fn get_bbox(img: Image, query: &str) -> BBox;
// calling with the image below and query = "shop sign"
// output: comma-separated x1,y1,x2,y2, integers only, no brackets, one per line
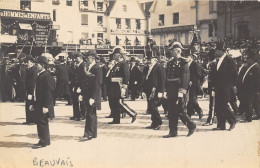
0,9,51,21
96,44,110,49
151,25,194,34
111,29,145,34
34,24,50,45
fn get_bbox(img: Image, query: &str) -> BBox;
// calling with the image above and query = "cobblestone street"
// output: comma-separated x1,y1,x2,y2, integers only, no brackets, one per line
0,98,259,168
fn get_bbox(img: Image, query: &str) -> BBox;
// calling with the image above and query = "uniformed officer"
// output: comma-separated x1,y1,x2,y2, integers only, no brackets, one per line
107,46,136,124
163,42,196,138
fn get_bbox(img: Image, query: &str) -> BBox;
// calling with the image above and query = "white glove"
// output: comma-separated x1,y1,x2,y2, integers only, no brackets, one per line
158,92,163,98
134,81,137,84
78,95,83,102
28,94,32,100
178,92,183,98
29,105,34,111
121,88,126,98
77,88,81,93
89,98,95,105
212,91,215,97
72,87,74,92
43,107,48,114
163,92,167,99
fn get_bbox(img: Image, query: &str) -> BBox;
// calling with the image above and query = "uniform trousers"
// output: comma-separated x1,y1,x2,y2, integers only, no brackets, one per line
72,90,85,119
35,106,50,145
25,96,36,123
167,97,195,134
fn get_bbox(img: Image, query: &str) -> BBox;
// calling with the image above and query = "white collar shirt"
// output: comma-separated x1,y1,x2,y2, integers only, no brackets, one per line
216,53,226,71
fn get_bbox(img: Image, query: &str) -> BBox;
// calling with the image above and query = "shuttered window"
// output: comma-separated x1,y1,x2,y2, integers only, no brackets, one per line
81,14,88,25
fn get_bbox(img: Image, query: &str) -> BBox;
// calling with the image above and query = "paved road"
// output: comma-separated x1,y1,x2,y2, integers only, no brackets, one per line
0,98,259,168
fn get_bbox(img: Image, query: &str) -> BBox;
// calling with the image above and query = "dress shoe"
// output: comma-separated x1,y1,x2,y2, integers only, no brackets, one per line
228,122,236,131
80,136,92,142
131,114,137,123
81,117,86,120
202,122,210,126
212,127,225,131
252,116,260,120
66,103,72,105
105,114,113,118
69,117,75,120
145,125,155,129
153,125,161,130
187,124,196,136
75,118,81,121
163,133,177,138
108,121,120,124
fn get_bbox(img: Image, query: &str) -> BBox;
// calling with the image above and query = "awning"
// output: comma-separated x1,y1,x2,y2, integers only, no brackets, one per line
19,23,33,30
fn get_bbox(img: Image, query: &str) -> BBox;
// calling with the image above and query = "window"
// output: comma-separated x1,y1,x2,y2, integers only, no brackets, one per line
97,2,103,11
67,31,73,43
20,0,31,10
116,18,121,29
97,33,103,43
173,13,179,24
167,0,172,6
125,19,131,29
52,0,60,5
123,5,127,12
66,0,72,6
136,19,141,30
208,24,213,37
81,14,88,25
53,9,56,21
209,0,217,13
159,14,164,26
97,16,103,26
80,0,88,11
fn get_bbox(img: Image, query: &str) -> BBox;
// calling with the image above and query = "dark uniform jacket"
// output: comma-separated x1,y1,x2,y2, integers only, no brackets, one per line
35,71,55,119
107,60,130,99
143,63,165,95
214,55,237,103
76,62,87,90
165,58,190,99
241,63,260,95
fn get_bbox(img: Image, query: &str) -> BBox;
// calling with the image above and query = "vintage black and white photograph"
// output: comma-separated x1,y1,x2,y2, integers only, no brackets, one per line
0,0,259,168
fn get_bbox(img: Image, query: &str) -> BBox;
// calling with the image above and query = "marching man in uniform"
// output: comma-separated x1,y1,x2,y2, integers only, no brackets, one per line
163,42,196,138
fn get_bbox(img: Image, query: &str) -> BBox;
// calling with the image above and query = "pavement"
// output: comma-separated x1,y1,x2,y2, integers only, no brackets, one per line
0,97,259,168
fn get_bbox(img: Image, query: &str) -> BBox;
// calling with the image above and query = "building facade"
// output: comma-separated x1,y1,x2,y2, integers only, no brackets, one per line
149,0,197,47
197,0,217,43
217,1,260,39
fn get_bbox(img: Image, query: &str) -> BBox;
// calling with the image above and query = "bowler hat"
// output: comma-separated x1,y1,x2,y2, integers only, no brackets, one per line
130,56,136,62
35,56,49,65
86,49,98,58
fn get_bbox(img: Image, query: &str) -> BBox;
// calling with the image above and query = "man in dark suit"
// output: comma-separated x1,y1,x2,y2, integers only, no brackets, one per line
163,42,196,138
32,56,55,148
55,56,72,105
213,42,237,131
71,53,86,121
24,55,37,125
100,57,108,101
143,51,165,130
107,46,136,124
129,56,143,101
187,54,204,119
80,51,102,141
85,49,103,110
